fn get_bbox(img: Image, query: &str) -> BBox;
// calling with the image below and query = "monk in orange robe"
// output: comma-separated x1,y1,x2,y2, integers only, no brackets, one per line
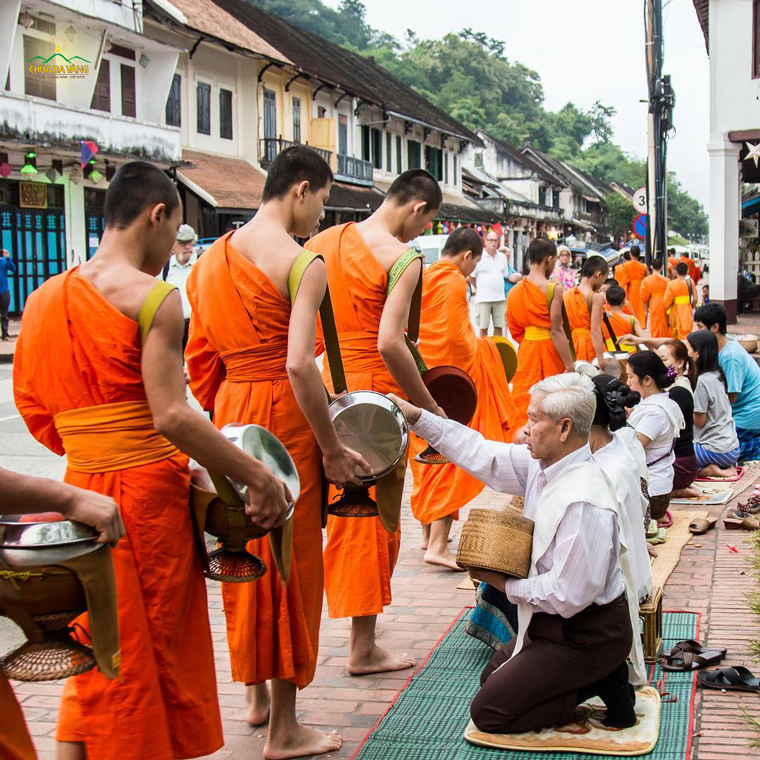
664,262,695,339
616,245,647,325
681,253,701,284
408,229,517,570
667,249,679,279
307,169,444,676
507,238,574,427
0,469,124,760
602,284,643,352
13,162,288,760
563,254,608,364
641,258,669,338
186,147,367,759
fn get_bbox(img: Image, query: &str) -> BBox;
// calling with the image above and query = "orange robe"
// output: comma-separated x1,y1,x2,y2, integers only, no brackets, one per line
305,222,403,620
667,257,679,278
563,286,596,361
185,233,323,688
602,308,637,352
13,270,222,760
1,675,36,759
506,279,565,427
618,260,647,325
681,256,701,284
641,272,669,338
664,279,694,340
409,260,517,524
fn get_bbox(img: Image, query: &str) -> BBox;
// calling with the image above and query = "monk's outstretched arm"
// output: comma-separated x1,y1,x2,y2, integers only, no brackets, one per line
589,292,607,365
549,285,575,372
378,260,445,415
287,260,370,486
0,468,124,545
142,291,288,530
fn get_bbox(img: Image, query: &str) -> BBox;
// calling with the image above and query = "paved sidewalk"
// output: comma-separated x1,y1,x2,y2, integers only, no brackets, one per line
7,471,760,760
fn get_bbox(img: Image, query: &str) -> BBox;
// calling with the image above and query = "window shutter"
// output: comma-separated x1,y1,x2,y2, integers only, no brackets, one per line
90,59,111,112
120,65,136,118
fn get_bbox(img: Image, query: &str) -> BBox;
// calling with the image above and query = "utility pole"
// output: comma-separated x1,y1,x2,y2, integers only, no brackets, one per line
645,0,675,267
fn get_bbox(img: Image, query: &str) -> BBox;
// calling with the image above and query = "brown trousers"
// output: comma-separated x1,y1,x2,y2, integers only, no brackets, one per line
470,594,632,734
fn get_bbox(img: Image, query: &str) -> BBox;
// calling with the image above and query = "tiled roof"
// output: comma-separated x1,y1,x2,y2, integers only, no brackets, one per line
210,0,481,143
483,132,565,186
693,0,709,51
148,0,292,63
178,150,266,209
326,182,385,212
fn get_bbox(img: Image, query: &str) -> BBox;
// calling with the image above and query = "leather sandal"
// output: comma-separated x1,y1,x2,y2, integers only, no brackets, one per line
697,666,760,692
689,517,717,535
663,639,727,659
723,510,760,531
661,649,726,672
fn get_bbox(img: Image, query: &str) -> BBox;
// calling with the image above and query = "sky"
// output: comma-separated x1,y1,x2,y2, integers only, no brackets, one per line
325,0,710,209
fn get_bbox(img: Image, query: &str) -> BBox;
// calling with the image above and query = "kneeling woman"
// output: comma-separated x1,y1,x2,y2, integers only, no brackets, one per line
626,352,685,521
686,330,740,479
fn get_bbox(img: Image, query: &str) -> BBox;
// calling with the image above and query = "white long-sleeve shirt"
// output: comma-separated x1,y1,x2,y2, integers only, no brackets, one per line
412,411,625,618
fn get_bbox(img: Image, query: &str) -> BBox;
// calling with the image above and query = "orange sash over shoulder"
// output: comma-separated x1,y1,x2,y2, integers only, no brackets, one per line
306,222,405,619
663,279,693,340
186,233,324,688
619,260,647,325
409,260,516,524
13,269,222,760
506,279,565,427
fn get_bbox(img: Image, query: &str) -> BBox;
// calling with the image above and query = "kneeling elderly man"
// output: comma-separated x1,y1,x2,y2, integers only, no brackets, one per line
390,373,639,734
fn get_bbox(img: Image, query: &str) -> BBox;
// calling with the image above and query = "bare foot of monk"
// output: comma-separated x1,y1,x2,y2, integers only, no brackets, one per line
246,682,271,725
419,522,431,550
347,644,416,675
424,548,463,571
264,725,342,760
423,517,461,570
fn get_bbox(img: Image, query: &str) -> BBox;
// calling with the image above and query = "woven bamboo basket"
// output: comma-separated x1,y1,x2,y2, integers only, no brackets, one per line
456,508,534,579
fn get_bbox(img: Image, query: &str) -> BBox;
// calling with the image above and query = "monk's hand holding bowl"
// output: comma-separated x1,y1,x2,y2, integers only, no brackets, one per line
466,566,510,590
323,444,372,488
63,484,126,547
244,464,291,530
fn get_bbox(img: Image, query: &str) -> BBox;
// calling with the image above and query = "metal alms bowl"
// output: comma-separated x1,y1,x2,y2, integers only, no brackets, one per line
0,515,102,567
220,423,300,514
328,391,409,481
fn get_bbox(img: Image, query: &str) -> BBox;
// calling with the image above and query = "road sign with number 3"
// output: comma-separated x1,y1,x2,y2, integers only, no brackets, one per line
632,187,647,212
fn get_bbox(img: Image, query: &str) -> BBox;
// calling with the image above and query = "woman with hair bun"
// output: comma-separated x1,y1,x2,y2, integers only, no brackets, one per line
656,339,699,500
626,352,685,521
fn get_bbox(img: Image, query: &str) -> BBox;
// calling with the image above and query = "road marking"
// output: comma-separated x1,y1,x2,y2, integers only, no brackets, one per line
0,414,20,422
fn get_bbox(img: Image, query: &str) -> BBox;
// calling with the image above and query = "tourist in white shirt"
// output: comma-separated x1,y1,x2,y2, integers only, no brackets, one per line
469,231,509,337
163,223,197,350
391,373,639,733
626,352,685,521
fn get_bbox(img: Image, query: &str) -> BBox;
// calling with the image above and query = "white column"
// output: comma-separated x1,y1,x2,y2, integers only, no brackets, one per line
63,174,87,268
707,139,741,306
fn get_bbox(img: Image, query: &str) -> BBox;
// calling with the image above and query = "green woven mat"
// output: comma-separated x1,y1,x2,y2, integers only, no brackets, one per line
354,609,698,760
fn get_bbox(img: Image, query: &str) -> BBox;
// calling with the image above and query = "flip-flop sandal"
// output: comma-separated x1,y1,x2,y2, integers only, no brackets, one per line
661,649,726,671
697,666,760,692
689,517,717,534
646,527,668,545
663,639,727,659
657,510,674,528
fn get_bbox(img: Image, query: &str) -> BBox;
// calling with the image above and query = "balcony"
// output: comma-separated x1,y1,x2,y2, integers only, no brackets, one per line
335,154,374,187
259,138,332,169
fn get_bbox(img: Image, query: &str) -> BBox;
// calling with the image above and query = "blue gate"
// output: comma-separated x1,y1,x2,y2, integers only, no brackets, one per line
0,204,67,315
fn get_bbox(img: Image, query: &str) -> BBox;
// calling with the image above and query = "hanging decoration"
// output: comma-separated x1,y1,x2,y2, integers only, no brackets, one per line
80,140,99,169
20,151,38,177
0,152,11,179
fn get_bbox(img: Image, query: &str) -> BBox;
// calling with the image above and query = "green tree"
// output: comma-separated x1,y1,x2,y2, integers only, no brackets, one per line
605,191,636,240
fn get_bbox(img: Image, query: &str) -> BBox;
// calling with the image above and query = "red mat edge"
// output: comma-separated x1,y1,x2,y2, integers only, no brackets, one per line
350,607,701,760
695,466,745,483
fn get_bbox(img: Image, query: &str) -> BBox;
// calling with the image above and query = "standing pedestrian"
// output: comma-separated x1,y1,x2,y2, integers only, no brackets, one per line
0,248,16,340
469,230,509,336
551,245,575,291
163,224,196,351
501,246,522,299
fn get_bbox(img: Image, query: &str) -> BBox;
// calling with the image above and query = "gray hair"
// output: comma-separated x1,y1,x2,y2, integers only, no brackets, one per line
530,373,596,437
